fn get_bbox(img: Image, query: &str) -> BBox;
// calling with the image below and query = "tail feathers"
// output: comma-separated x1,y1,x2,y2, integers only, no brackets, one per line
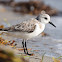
0,29,3,31
0,28,8,31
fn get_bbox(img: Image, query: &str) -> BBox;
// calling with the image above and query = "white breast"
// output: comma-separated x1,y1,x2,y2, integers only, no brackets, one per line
27,23,45,39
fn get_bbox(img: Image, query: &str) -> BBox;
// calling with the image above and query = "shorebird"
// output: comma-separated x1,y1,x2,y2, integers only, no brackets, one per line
0,11,56,55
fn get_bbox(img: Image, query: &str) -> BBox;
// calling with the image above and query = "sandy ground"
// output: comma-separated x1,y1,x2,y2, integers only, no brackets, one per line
0,5,62,62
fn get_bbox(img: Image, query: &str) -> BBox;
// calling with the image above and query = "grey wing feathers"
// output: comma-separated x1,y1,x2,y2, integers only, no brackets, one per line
14,21,36,33
2,20,36,33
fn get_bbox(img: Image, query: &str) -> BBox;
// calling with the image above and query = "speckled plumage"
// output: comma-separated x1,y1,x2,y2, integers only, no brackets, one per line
2,18,42,33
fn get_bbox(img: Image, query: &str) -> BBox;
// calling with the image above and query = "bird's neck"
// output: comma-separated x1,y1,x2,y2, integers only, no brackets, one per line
41,22,45,27
40,23,45,31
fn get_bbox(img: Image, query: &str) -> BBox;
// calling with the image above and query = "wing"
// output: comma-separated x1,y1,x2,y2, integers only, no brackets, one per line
2,19,36,33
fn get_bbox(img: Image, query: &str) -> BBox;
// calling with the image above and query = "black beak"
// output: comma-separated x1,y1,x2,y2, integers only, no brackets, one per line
49,22,56,28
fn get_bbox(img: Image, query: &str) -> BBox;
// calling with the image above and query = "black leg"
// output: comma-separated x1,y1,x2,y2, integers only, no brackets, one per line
22,39,33,55
22,39,26,54
25,41,28,54
25,40,32,55
22,40,24,48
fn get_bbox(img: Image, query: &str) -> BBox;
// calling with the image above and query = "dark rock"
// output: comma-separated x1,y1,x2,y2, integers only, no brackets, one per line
11,1,58,16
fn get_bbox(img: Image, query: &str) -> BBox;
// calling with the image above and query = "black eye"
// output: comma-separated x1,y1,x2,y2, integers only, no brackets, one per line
44,17,47,20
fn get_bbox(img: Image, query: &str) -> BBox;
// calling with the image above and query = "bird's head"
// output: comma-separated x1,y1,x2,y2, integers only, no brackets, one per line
36,10,56,28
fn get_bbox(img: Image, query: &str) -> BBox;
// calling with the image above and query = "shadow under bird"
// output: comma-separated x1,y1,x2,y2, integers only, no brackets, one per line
0,11,56,55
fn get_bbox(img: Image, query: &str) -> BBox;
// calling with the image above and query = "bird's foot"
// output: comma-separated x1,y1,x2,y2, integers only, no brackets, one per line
24,51,34,56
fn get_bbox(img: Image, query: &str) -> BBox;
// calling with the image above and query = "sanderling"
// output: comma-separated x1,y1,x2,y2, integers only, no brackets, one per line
0,11,56,55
